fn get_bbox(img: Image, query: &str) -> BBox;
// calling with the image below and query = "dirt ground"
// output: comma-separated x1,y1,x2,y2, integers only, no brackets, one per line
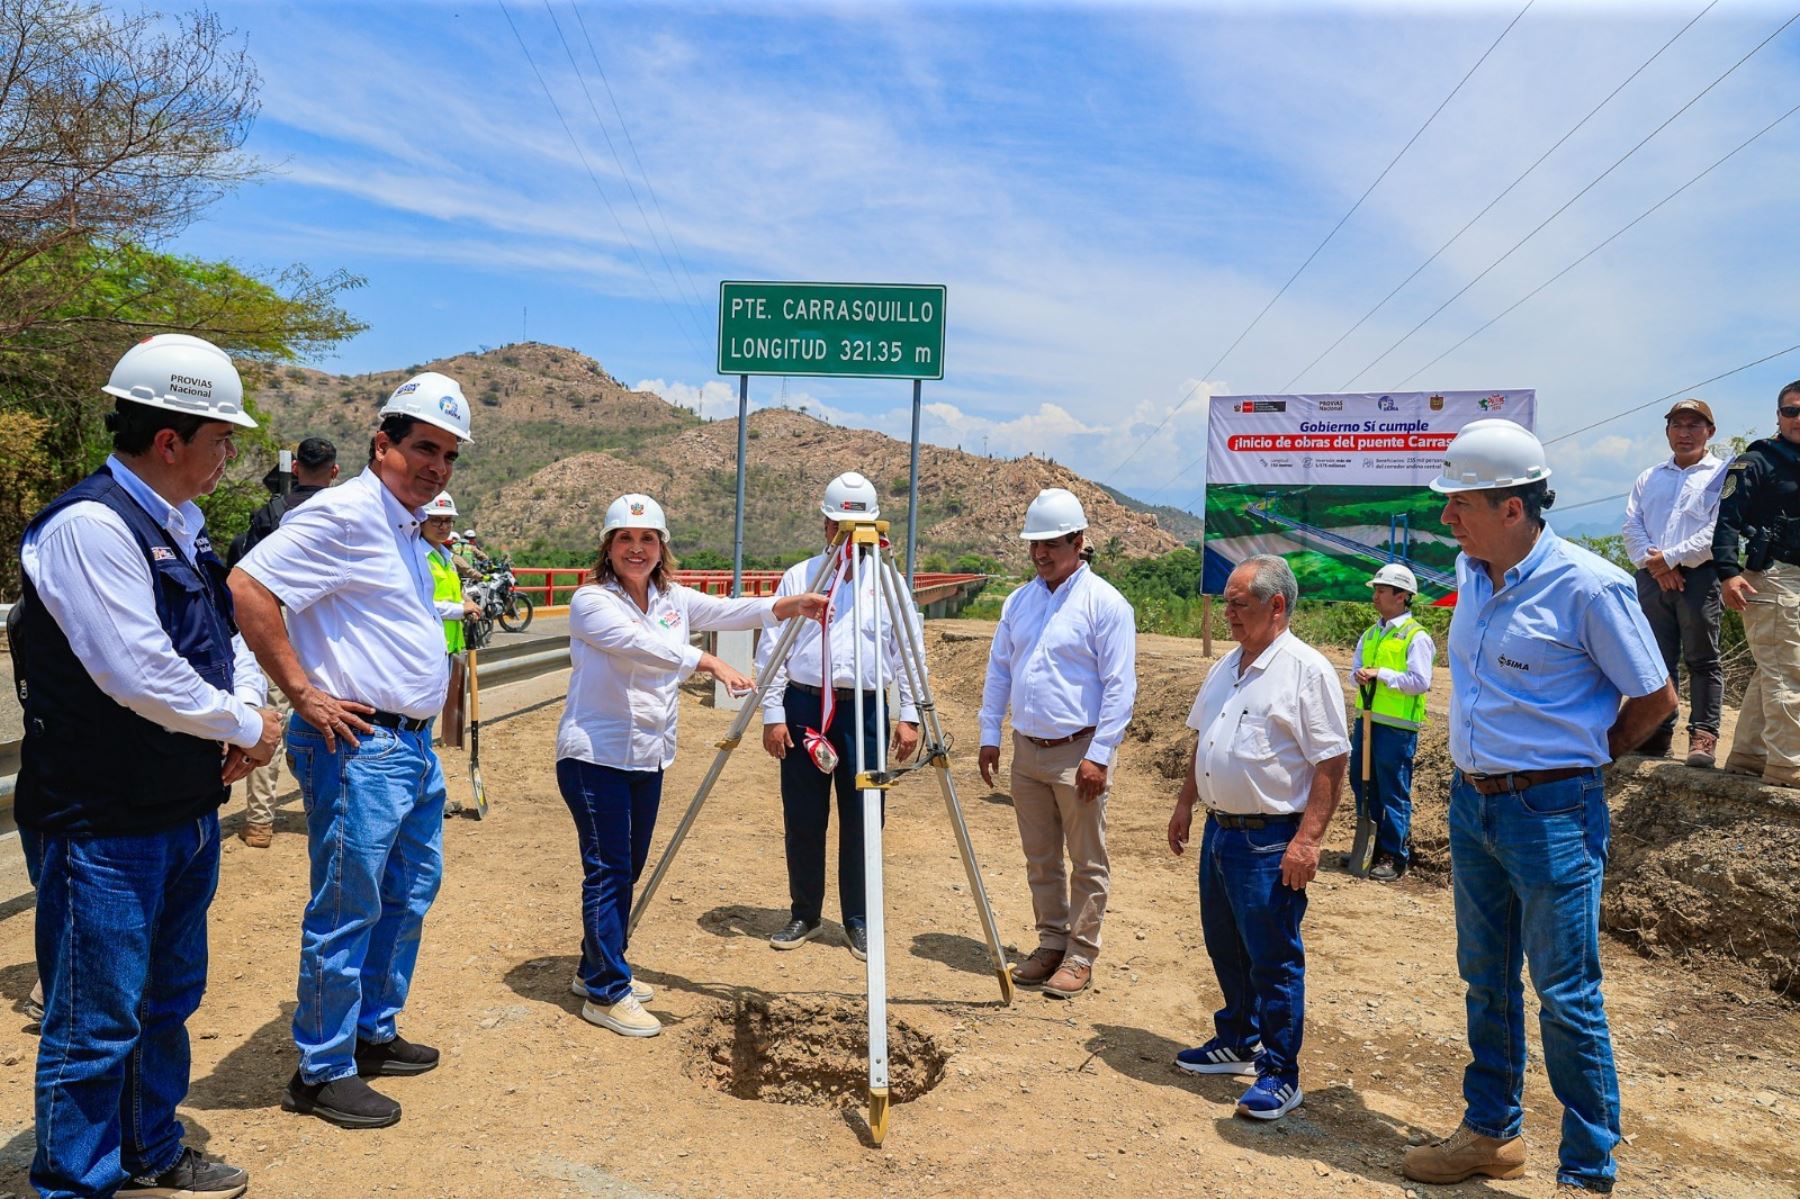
2,620,1798,1198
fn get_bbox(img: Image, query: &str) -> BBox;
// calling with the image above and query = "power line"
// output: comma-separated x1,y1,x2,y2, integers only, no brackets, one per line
493,0,711,369
1338,8,1799,390
1279,0,1717,393
1099,0,1535,487
1554,490,1630,513
540,0,711,342
1394,99,1800,388
1544,341,1800,446
569,3,710,315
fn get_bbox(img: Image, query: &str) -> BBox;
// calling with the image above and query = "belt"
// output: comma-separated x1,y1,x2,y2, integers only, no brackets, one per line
1462,766,1592,796
788,681,880,700
1021,726,1097,749
1207,811,1301,830
367,710,431,733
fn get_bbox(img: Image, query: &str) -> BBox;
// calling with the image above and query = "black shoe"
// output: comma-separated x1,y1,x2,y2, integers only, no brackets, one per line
117,1145,249,1199
1369,854,1401,883
1638,728,1675,759
846,918,868,962
355,1034,440,1077
282,1069,402,1129
770,917,822,950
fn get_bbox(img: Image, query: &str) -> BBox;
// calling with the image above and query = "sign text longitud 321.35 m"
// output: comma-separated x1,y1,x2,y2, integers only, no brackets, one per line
717,281,946,380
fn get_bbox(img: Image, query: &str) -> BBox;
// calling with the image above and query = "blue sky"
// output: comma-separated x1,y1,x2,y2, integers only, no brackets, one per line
182,0,1800,527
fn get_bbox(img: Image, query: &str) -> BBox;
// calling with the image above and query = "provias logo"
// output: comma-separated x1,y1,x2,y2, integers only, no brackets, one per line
169,373,213,399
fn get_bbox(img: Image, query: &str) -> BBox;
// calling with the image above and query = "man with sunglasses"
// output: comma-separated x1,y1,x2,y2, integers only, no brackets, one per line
1714,381,1800,788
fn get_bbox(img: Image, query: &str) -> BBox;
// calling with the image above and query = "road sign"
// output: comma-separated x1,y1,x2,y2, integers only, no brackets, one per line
717,281,946,380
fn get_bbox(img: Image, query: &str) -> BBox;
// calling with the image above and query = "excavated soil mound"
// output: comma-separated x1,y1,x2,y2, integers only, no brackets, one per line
686,994,948,1107
1601,758,1800,996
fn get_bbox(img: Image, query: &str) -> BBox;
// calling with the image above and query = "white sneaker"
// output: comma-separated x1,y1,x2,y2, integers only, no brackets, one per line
570,973,653,1002
581,994,661,1037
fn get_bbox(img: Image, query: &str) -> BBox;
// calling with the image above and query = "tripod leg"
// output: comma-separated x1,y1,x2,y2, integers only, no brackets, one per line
628,545,844,937
850,536,893,1145
877,560,1014,1006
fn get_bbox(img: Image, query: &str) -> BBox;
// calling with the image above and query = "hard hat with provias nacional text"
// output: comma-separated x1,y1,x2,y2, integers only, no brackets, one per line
1428,418,1551,493
380,371,473,443
1367,562,1419,594
602,493,669,538
102,333,257,428
424,492,458,518
820,471,880,520
1020,488,1089,540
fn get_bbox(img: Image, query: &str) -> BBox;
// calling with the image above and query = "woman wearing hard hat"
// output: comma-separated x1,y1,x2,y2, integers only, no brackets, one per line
558,493,826,1037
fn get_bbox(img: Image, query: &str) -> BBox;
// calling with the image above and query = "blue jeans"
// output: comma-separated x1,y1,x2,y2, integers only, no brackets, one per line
1198,814,1308,1082
779,686,887,926
1349,721,1417,865
556,759,663,1005
23,815,220,1199
288,718,446,1084
1450,769,1619,1191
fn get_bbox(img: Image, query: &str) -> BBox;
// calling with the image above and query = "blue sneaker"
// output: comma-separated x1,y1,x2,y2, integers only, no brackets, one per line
1236,1073,1302,1120
1174,1037,1261,1076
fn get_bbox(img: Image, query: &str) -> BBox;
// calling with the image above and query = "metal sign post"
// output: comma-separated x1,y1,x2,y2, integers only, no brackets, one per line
906,378,922,591
733,373,749,596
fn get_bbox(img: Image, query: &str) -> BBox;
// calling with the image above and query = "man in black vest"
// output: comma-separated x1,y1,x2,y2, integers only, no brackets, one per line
14,333,282,1199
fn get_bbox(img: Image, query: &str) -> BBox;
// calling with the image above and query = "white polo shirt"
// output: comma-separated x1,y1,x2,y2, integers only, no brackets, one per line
558,580,776,771
237,468,448,719
1187,630,1350,815
755,549,922,724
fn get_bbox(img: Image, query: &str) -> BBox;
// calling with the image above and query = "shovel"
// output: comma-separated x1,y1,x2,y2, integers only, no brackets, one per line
1347,680,1377,877
466,645,488,820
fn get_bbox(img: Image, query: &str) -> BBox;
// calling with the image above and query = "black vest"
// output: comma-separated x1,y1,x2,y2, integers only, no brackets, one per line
13,466,239,834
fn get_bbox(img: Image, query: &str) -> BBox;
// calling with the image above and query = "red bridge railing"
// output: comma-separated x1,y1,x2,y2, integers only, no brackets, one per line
511,568,986,608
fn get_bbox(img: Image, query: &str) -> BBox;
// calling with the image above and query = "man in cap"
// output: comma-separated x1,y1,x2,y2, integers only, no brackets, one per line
1713,381,1800,787
1403,419,1674,1196
978,488,1137,999
231,435,340,847
1348,562,1436,880
1622,399,1727,766
1167,555,1349,1121
230,371,472,1129
757,472,924,959
13,333,281,1199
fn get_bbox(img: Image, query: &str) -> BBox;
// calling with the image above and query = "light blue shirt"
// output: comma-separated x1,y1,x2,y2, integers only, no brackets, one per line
1448,525,1667,773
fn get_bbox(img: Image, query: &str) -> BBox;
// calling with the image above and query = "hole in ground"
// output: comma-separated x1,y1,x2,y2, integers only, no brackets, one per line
687,994,947,1107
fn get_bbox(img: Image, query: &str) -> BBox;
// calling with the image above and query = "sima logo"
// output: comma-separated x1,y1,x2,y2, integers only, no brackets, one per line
1498,653,1530,671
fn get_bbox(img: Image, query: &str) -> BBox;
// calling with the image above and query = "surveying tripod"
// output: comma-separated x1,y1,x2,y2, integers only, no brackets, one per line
629,518,1014,1145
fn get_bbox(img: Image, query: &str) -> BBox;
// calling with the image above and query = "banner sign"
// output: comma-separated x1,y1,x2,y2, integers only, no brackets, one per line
1201,390,1536,603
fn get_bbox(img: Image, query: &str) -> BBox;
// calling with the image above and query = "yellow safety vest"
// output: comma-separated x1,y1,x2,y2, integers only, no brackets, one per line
1356,616,1427,730
428,548,465,654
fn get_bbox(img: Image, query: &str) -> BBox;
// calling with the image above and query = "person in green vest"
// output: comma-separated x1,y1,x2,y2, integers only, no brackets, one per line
422,492,480,744
1349,562,1436,881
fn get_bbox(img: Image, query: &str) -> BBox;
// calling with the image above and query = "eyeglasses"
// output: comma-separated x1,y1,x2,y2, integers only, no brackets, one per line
1781,405,1800,419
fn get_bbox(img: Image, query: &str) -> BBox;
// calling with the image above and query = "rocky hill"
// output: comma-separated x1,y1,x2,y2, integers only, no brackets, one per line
253,343,1181,569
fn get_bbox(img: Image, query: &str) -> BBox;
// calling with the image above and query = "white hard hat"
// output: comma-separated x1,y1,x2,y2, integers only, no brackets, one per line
1429,419,1551,493
603,493,669,538
380,371,473,443
1368,563,1419,594
820,471,880,520
424,492,458,518
102,334,257,429
1021,488,1089,540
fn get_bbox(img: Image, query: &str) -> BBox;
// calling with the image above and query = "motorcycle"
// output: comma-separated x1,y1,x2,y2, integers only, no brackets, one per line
468,552,535,634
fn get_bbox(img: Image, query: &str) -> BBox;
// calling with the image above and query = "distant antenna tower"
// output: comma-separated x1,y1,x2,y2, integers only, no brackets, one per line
778,376,788,407
522,305,528,343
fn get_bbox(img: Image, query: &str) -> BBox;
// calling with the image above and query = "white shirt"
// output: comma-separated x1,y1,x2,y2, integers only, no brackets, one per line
1187,630,1350,815
19,455,266,747
755,549,922,724
238,468,448,719
558,579,776,771
978,564,1137,767
1349,614,1436,696
1622,452,1726,570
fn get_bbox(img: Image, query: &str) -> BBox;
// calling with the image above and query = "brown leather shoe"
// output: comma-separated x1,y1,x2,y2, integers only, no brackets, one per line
1009,947,1064,988
1402,1123,1526,1183
240,822,273,849
1686,729,1718,768
1042,961,1092,998
1763,764,1800,790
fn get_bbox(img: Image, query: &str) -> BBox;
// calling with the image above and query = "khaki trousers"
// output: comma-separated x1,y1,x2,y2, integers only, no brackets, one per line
1729,561,1800,774
1010,730,1110,966
243,674,291,826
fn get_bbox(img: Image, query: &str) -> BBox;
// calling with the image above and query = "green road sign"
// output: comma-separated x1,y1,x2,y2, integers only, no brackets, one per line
717,281,946,380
